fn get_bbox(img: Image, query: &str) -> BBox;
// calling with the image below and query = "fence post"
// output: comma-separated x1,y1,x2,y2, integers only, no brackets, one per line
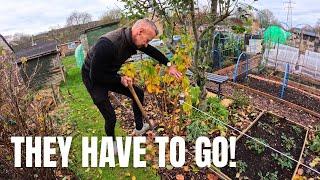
275,38,280,71
212,48,222,68
245,54,249,81
315,53,318,78
260,40,271,72
280,63,290,99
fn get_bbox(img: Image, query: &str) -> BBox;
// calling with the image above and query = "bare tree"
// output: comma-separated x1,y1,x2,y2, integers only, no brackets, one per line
257,9,278,29
315,19,320,34
100,9,121,23
66,11,92,26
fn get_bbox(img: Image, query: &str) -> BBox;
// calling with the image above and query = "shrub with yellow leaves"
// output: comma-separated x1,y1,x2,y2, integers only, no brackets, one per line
120,35,196,135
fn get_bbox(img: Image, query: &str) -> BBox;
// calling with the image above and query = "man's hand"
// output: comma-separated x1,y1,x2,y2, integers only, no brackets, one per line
168,65,182,79
121,76,133,87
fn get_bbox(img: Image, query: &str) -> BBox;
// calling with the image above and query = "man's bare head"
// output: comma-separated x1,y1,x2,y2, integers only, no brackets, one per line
131,19,158,48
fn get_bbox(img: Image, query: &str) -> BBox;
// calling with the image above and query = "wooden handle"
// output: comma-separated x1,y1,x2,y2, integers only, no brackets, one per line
128,84,147,118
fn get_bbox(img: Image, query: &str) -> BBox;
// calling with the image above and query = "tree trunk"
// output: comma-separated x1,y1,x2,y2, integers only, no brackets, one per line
204,0,218,66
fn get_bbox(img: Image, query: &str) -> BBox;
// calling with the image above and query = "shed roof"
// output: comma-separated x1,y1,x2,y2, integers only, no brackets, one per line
291,27,319,38
15,40,58,62
83,20,120,34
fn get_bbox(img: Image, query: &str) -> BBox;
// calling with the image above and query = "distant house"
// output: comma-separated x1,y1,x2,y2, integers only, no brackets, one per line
58,40,81,57
15,40,65,88
290,28,320,53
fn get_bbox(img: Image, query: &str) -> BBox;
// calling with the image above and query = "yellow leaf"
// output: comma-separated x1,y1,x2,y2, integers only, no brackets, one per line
183,166,189,172
152,164,159,170
2,50,6,56
310,157,320,167
35,94,42,101
37,116,44,123
146,84,154,93
182,103,192,115
182,77,190,90
131,176,136,180
146,144,152,150
21,57,27,63
173,126,179,134
292,175,304,180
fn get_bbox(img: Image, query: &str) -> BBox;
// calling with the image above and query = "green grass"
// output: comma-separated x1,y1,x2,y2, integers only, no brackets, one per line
60,56,159,179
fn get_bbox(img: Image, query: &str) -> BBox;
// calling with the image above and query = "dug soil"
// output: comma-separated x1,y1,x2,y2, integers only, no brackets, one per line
221,113,306,179
245,77,320,114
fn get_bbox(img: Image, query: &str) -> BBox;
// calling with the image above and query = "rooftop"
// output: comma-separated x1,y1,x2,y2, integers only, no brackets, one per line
15,40,58,62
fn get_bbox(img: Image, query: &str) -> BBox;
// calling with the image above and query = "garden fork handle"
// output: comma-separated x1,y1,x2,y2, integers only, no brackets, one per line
128,84,155,129
128,84,147,118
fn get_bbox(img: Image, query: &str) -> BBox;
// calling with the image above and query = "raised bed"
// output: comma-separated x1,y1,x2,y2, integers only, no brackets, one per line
227,105,262,137
113,83,317,179
156,99,264,179
229,82,320,120
254,73,320,97
271,70,320,90
219,112,308,180
244,74,320,114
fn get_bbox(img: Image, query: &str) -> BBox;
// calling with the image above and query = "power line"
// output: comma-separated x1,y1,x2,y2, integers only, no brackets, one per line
284,0,295,29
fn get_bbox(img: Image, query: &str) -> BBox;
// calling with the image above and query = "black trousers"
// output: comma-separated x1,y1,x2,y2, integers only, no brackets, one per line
81,68,144,139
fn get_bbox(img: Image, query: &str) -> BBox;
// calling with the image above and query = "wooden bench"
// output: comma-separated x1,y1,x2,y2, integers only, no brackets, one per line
186,69,229,97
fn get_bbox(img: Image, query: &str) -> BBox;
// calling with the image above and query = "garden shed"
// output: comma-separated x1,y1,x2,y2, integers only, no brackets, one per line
15,40,65,88
80,20,120,53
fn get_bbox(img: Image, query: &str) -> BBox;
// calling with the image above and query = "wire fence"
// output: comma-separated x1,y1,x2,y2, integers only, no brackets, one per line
263,44,320,80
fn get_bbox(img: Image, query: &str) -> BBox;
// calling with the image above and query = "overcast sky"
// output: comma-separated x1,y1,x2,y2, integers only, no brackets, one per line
0,0,319,37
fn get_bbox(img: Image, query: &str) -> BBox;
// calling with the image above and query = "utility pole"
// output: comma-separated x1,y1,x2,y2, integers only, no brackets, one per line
284,0,295,29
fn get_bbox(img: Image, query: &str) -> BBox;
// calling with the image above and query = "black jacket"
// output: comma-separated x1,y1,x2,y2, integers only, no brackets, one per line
82,27,169,85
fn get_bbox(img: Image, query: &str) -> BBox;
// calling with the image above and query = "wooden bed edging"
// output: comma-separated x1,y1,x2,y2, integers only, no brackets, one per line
291,129,309,180
236,111,266,141
208,165,232,180
266,111,309,131
267,109,310,180
212,111,266,180
213,110,309,180
220,92,311,131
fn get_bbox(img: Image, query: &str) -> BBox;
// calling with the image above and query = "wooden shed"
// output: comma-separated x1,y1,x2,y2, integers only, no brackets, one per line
15,40,65,89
